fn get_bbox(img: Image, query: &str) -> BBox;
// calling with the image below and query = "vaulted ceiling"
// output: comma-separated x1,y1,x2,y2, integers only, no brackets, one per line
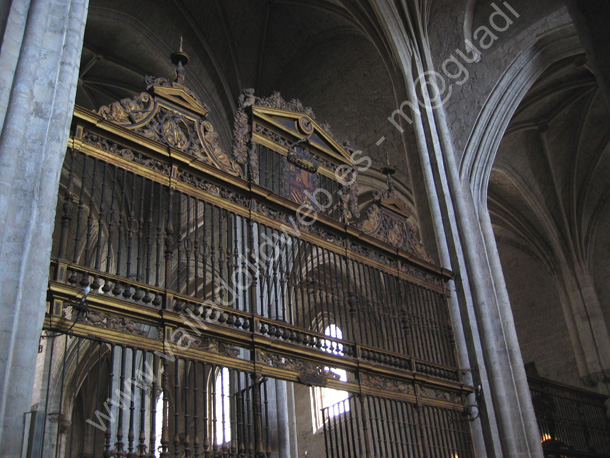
489,53,610,368
489,54,610,274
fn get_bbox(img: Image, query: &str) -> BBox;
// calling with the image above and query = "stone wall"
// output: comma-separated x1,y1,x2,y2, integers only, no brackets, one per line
497,242,584,388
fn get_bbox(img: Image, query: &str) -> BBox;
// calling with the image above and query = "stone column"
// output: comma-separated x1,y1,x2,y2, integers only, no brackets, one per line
0,0,88,456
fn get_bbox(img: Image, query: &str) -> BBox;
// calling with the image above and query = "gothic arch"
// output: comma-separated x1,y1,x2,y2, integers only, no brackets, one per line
460,24,583,204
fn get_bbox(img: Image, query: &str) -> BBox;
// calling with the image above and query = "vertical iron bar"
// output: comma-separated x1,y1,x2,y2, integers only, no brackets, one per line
176,192,183,295
363,264,380,349
330,250,345,340
240,216,248,313
79,337,92,456
237,372,244,457
155,181,163,288
174,358,181,458
335,403,346,458
136,173,146,282
150,353,159,458
315,244,326,335
145,178,154,288
278,229,287,322
203,363,209,458
212,367,218,456
194,199,200,300
269,226,279,321
165,187,175,293
67,337,81,458
126,171,137,279
58,149,76,260
83,156,98,267
357,262,372,348
116,345,126,454
233,214,240,312
322,407,331,458
160,359,170,458
303,242,315,332
352,397,363,457
128,350,137,456
210,205,217,303
184,359,191,458
230,370,238,457
263,379,270,456
116,168,127,277
297,239,308,330
193,361,200,458
185,196,192,297
104,344,115,456
93,340,103,455
73,155,88,264
218,207,222,304
226,209,234,309
136,351,148,457
94,161,108,272
222,368,227,448
388,274,404,355
105,163,118,276
202,202,209,301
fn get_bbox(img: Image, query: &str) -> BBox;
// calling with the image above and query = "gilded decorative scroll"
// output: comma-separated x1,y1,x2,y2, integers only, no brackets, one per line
96,71,243,178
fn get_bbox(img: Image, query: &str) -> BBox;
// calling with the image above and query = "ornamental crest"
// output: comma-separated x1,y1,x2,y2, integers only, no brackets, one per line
96,46,243,178
359,169,430,261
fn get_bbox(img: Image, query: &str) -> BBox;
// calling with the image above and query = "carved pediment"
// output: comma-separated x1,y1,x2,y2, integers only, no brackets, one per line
380,197,411,219
95,52,243,178
252,104,355,167
147,79,209,117
233,89,355,170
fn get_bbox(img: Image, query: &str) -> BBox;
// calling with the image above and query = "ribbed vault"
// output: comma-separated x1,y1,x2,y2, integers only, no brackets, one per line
489,53,610,387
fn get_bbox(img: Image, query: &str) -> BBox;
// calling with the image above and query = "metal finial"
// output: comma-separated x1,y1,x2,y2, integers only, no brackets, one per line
381,154,396,197
171,37,190,84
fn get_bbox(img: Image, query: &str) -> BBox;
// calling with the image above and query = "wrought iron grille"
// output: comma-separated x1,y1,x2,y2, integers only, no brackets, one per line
321,396,473,458
35,65,474,457
50,147,458,375
34,334,272,458
529,376,610,458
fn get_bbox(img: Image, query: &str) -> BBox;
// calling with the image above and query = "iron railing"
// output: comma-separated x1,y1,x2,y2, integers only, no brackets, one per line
529,375,610,458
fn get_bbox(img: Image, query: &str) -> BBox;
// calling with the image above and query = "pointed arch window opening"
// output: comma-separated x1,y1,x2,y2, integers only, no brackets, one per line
312,324,350,432
214,367,231,446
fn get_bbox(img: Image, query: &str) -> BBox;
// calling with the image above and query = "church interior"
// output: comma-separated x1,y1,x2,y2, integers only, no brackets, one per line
1,0,610,457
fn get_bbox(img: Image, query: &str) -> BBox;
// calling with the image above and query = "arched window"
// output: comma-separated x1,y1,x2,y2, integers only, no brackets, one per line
214,367,231,446
311,324,350,431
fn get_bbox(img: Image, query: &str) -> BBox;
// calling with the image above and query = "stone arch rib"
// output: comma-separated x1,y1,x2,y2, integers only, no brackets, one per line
460,24,582,205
